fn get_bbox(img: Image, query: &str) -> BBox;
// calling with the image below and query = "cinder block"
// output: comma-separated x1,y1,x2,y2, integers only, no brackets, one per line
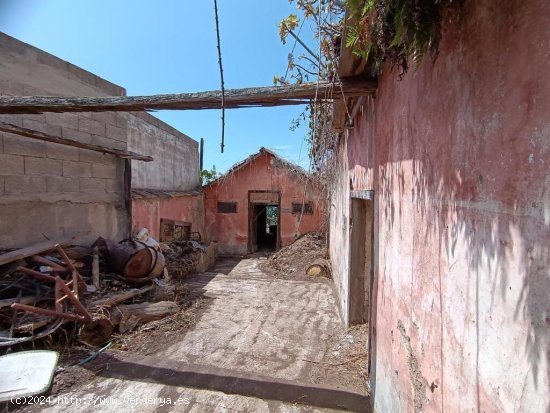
0,79,25,96
78,117,105,136
25,157,63,176
115,113,128,128
23,114,46,123
62,128,92,144
79,177,106,192
23,85,42,96
105,177,124,193
3,135,46,156
45,113,79,130
63,160,92,177
4,175,46,194
106,124,127,142
92,135,126,150
46,176,79,193
92,162,117,179
0,114,23,127
79,149,112,164
0,154,24,175
46,143,79,161
22,118,61,137
92,112,116,126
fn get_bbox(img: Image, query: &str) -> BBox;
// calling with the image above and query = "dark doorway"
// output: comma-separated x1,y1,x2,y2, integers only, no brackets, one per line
348,196,374,325
252,204,278,251
248,191,281,253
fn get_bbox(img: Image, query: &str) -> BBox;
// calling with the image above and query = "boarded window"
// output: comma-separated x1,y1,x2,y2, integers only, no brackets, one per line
292,202,313,214
160,219,191,242
217,201,237,213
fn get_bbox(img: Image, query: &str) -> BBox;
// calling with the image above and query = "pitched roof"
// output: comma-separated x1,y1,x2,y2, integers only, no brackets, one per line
205,147,307,186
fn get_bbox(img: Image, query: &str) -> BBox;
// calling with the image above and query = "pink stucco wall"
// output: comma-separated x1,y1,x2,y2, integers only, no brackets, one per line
131,193,204,240
204,152,323,255
330,0,550,411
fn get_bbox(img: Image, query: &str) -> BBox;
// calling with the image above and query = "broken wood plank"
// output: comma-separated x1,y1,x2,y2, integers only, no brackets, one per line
92,284,155,307
0,79,376,114
117,301,179,322
0,296,35,309
0,232,89,266
0,122,153,161
92,247,100,289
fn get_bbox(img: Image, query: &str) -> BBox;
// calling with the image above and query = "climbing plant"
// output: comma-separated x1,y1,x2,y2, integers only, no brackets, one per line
345,0,459,76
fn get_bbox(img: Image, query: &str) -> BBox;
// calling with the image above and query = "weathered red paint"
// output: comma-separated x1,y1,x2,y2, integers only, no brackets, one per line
331,0,550,411
131,194,204,240
204,150,323,255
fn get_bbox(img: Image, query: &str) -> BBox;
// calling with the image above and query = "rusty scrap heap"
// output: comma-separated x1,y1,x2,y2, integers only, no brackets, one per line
0,232,211,349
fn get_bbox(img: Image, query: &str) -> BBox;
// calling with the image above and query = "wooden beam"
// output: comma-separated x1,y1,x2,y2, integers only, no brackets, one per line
0,232,89,266
0,122,153,161
0,79,376,114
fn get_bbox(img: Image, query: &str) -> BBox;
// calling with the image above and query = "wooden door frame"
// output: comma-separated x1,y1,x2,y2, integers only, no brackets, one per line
349,190,375,374
247,190,281,252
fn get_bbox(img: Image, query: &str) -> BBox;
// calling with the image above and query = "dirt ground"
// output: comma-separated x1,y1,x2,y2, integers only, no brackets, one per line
7,293,211,406
4,256,370,413
260,232,329,280
308,323,369,395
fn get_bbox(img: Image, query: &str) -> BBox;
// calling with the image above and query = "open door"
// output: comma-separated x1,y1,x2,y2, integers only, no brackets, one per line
248,191,280,252
348,192,374,325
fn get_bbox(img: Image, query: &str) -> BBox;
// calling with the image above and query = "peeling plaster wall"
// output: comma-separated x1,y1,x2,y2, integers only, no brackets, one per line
127,112,202,239
329,136,351,324
0,33,128,248
132,193,204,240
204,153,323,255
331,0,550,411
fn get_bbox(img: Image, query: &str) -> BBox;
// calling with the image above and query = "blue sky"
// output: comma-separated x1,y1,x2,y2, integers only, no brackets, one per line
0,0,317,172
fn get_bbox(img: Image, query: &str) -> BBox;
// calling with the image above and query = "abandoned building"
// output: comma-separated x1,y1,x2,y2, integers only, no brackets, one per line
328,0,550,411
203,147,323,254
0,0,549,411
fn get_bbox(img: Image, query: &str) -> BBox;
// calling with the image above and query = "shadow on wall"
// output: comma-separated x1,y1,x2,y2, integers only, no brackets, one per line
368,0,550,409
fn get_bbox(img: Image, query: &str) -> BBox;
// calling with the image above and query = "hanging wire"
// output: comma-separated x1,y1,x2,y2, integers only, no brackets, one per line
213,0,226,153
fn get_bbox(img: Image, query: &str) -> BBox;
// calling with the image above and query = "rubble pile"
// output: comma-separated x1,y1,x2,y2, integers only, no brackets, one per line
0,230,211,350
260,232,330,279
160,240,207,279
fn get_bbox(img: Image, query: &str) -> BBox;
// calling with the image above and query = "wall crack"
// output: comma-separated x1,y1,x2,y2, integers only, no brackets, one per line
397,319,429,413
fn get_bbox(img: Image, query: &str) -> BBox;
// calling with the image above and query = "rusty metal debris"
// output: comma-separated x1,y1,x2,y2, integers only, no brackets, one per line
0,242,91,347
0,232,212,348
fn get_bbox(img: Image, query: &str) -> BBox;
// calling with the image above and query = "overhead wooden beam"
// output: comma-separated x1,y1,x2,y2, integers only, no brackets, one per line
0,122,153,161
0,79,376,114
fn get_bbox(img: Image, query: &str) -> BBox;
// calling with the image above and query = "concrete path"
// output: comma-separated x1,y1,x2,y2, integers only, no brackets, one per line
31,258,370,412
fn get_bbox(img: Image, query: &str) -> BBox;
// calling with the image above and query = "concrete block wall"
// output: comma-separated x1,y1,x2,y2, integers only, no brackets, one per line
0,33,129,248
128,112,199,192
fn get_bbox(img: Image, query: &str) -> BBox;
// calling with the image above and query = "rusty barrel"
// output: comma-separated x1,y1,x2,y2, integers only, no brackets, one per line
106,239,164,282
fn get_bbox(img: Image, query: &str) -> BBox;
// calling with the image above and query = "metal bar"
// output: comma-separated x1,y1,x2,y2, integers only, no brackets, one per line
55,277,93,322
11,303,86,322
31,255,67,272
18,267,57,283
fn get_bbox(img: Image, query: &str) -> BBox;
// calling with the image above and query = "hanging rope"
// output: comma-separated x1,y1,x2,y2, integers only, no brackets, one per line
213,0,226,153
